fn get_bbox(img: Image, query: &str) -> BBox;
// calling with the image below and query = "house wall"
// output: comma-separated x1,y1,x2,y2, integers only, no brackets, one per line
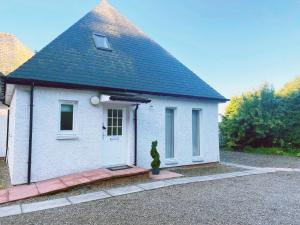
8,86,220,185
7,87,28,184
8,86,136,184
137,96,220,169
0,108,8,157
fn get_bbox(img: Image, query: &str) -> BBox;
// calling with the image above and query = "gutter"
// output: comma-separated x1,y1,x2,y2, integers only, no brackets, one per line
109,95,151,104
27,83,34,184
134,104,139,166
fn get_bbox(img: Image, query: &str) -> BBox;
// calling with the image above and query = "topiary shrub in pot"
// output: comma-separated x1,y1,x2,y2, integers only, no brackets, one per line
150,141,161,175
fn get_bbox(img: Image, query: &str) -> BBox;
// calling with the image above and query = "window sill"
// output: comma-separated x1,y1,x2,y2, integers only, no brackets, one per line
165,158,178,165
56,134,79,140
192,156,204,162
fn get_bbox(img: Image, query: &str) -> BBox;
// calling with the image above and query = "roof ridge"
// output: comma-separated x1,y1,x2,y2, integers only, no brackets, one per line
8,1,226,101
92,0,145,35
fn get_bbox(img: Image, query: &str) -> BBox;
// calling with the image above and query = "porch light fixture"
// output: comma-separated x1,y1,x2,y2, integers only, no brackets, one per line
90,96,100,105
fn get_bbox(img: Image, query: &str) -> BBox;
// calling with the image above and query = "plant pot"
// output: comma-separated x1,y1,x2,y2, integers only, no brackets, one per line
152,168,160,175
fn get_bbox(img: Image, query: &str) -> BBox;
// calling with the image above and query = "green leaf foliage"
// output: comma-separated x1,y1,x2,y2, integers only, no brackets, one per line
220,76,300,150
150,141,161,169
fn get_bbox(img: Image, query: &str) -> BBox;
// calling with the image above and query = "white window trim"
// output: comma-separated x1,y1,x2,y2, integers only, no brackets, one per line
107,108,123,137
57,100,78,140
192,108,203,160
165,107,176,160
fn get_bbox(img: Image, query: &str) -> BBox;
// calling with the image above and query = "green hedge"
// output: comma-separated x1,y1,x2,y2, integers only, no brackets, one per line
220,76,300,150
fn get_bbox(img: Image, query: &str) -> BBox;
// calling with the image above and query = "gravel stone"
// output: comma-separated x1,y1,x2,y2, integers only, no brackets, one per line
221,150,300,168
1,172,300,225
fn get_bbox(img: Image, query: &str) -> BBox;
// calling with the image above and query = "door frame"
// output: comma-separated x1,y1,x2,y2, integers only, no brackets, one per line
101,105,129,167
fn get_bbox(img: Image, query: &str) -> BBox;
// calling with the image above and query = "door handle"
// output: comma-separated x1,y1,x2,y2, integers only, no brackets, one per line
102,125,107,130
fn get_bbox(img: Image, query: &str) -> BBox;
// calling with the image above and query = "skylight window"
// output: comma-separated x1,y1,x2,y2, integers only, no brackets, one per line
93,33,111,50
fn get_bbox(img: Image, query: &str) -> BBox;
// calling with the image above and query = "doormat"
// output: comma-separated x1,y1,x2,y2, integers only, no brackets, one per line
107,165,132,171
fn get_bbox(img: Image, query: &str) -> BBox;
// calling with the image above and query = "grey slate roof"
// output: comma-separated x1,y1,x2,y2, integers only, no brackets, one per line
8,0,226,101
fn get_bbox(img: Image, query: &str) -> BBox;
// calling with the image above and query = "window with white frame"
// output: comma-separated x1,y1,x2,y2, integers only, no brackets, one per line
59,102,76,132
107,109,123,136
165,108,175,159
192,110,201,157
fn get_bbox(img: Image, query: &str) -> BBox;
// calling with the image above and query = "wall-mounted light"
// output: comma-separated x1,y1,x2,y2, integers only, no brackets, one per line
90,96,100,106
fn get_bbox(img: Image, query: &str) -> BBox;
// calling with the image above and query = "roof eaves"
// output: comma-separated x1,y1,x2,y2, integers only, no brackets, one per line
5,77,228,102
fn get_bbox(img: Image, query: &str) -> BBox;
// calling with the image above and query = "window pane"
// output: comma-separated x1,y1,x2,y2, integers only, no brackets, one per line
165,109,175,159
93,34,110,49
108,118,112,126
192,110,200,156
113,127,117,135
118,119,122,127
108,109,112,117
61,104,73,113
118,110,122,118
113,118,117,126
118,127,122,135
60,104,73,130
107,127,112,136
113,110,117,117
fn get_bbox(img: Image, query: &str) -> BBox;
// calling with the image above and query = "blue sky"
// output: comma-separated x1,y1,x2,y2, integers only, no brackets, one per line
1,0,300,102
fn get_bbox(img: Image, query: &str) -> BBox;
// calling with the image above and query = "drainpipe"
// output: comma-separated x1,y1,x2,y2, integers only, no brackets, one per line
5,109,10,162
27,83,34,184
2,78,10,162
134,104,139,166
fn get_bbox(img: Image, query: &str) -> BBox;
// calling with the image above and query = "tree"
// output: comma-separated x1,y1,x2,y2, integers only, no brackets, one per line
276,76,300,148
278,76,300,96
220,83,285,149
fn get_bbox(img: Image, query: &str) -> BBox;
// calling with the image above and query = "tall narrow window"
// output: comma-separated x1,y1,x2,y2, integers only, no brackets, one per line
192,110,201,156
165,108,175,159
60,104,74,131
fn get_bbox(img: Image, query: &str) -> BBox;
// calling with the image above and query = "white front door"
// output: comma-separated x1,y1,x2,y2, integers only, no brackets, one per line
101,107,127,167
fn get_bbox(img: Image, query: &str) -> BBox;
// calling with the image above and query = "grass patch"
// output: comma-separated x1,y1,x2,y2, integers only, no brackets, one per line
241,147,300,157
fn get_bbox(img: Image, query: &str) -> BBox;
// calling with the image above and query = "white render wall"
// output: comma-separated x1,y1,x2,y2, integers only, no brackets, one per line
8,86,220,185
8,86,136,185
0,108,8,157
7,87,28,184
137,96,220,169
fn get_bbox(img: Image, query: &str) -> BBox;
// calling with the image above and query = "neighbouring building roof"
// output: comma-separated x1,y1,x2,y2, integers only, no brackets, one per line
8,0,227,101
0,33,33,76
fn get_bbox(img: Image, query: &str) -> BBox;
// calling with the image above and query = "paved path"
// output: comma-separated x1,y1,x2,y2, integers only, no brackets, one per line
221,150,300,168
0,166,148,204
1,152,300,224
1,171,299,225
0,169,271,218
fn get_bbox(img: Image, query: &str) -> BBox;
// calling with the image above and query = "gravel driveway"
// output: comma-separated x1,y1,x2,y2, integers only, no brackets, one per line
1,172,300,225
221,150,300,168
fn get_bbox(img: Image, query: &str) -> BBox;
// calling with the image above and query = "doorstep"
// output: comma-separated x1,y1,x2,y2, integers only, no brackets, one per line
0,166,149,204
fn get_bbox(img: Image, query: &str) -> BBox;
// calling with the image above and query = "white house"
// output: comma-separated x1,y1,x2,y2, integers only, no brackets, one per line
0,0,227,185
0,33,33,158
